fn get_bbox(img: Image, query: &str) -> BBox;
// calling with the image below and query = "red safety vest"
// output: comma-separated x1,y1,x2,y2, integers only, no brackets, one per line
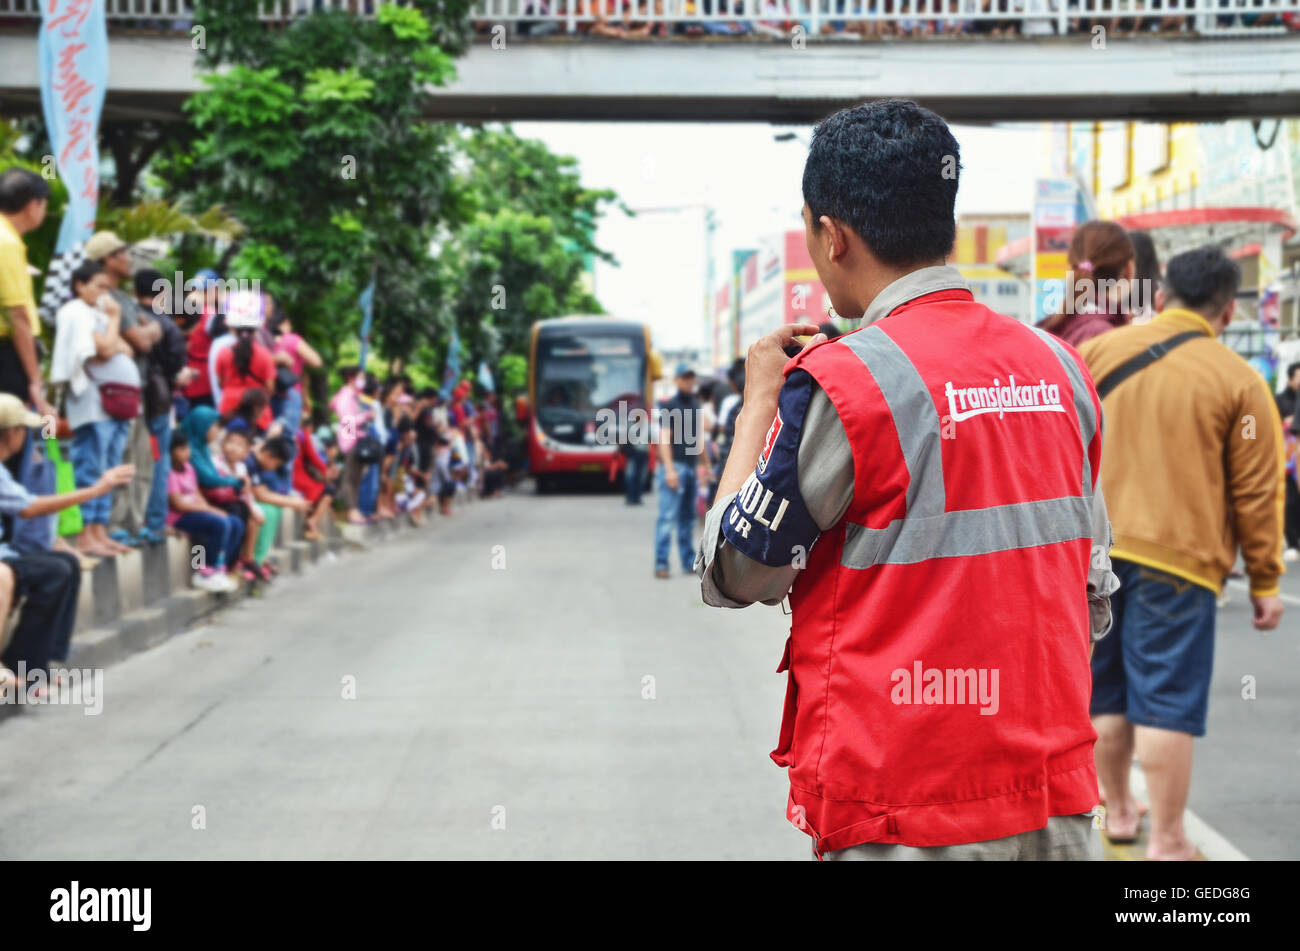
778,287,1101,856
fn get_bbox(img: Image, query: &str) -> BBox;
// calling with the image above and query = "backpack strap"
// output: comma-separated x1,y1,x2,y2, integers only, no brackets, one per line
1095,330,1204,400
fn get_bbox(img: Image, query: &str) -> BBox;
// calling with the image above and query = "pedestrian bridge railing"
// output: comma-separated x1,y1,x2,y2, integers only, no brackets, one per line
1,0,1298,36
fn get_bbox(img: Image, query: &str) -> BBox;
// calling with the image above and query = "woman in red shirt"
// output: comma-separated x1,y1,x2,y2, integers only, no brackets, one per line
215,305,275,431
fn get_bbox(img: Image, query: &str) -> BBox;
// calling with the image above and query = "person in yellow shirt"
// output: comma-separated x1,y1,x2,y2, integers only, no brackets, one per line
1079,244,1284,861
0,168,53,419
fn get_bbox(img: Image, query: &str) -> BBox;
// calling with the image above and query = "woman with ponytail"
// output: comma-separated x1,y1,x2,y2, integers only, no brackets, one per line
1038,220,1137,348
214,290,275,431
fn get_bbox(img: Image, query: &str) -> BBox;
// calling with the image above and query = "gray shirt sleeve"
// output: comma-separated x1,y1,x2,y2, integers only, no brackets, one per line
697,382,855,607
1087,480,1120,642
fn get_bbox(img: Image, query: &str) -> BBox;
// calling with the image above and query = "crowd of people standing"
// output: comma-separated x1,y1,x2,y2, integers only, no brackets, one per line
0,166,511,697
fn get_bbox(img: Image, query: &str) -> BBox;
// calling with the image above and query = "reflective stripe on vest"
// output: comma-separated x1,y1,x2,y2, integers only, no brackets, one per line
1028,326,1097,502
838,324,1096,569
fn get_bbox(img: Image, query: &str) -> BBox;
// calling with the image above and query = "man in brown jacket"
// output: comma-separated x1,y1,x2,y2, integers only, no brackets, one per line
1079,244,1284,860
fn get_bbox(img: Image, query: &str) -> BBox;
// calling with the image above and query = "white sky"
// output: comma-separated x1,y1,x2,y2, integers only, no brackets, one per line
515,121,1044,352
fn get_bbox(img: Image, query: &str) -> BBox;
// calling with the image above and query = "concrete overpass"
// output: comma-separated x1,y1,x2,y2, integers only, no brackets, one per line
2,31,1300,124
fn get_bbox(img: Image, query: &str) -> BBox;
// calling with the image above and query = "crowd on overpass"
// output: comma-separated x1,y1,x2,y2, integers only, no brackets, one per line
4,2,1297,37
509,0,1300,37
0,166,514,699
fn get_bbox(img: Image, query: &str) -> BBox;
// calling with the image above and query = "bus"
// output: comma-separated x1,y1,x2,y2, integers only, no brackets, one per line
527,316,657,492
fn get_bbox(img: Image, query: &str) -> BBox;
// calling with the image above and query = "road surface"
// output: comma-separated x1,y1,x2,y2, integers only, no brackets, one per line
0,486,1293,859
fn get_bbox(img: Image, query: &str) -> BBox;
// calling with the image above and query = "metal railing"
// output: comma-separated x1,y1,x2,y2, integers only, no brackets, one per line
1,0,1296,33
477,0,1300,34
0,1,400,20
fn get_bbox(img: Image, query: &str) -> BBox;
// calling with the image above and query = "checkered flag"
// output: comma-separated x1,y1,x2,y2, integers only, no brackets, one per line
39,243,86,325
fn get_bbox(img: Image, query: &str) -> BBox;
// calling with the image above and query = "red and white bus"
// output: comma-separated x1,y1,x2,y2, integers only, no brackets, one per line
527,316,658,492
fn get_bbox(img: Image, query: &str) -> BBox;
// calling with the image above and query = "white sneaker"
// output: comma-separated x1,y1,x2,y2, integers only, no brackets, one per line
1284,548,1299,563
217,572,239,593
192,570,226,593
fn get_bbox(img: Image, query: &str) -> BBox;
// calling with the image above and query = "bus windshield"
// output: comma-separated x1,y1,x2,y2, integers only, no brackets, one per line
536,332,646,442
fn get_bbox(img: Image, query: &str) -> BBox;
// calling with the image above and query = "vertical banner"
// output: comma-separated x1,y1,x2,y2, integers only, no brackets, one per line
39,0,109,254
440,327,461,400
357,280,375,369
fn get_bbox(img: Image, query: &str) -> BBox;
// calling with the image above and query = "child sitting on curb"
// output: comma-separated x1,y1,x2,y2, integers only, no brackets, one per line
245,435,311,569
165,436,240,593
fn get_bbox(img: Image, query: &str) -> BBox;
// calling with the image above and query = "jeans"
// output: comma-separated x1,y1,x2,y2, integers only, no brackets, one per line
359,461,380,516
173,511,244,570
271,387,302,488
272,387,303,442
624,449,647,504
144,413,173,534
70,418,130,525
654,463,697,572
1090,559,1217,737
1,550,82,672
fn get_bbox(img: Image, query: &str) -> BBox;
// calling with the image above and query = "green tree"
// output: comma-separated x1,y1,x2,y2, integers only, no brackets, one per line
167,1,466,368
439,126,623,388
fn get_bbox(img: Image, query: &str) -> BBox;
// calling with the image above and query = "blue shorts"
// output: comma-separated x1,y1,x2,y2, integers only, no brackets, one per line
1090,559,1217,736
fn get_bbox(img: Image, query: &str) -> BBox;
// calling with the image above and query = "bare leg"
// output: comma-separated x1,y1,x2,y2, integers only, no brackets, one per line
1136,725,1197,860
1093,713,1141,837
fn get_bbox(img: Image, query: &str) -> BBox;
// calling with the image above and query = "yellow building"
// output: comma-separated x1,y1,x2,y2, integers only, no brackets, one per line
952,214,1031,323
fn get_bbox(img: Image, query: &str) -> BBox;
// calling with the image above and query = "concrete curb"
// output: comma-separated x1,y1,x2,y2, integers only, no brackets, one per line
60,508,432,673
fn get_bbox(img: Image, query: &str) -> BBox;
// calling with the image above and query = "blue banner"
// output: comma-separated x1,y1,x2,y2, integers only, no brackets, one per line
357,280,375,369
39,0,109,254
477,360,495,394
440,327,460,400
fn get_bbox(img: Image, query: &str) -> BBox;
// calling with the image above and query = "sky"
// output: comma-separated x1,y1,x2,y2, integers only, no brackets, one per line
515,121,1045,352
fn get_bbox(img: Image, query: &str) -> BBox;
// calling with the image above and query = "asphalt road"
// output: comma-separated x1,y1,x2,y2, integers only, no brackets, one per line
0,485,1294,860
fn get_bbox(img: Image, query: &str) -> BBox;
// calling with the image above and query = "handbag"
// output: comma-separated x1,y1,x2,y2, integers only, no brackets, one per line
274,366,300,396
354,433,384,464
98,381,141,421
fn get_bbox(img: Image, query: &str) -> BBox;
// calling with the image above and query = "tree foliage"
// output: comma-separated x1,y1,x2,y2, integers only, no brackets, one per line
167,1,464,366
155,2,622,396
438,127,622,384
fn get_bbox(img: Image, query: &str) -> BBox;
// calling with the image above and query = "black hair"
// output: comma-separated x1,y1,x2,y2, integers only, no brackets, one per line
726,357,745,391
339,365,362,383
397,417,415,434
230,387,269,431
1287,362,1300,381
802,99,960,267
417,386,438,399
232,331,255,378
134,268,166,307
363,376,380,398
1129,230,1160,313
1164,245,1241,315
70,260,105,296
260,435,293,462
0,167,51,214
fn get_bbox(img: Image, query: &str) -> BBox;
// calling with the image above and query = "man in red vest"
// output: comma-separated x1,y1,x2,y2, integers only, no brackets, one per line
698,99,1118,860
